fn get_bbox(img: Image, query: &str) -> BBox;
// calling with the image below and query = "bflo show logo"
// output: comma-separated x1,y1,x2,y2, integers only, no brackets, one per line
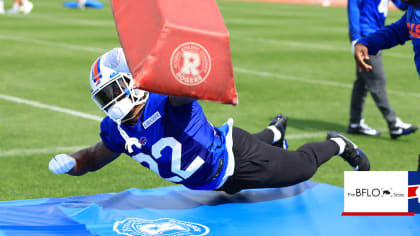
347,187,404,198
343,171,420,215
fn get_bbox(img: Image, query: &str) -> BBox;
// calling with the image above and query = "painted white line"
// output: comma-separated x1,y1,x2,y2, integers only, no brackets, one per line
0,128,391,158
287,132,326,140
225,18,347,33
0,35,107,53
220,5,330,17
231,37,413,59
0,133,326,158
234,67,420,98
0,146,86,158
0,94,102,122
26,13,115,27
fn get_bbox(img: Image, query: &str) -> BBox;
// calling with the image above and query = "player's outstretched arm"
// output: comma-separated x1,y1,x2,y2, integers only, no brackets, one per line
354,43,372,72
49,141,120,176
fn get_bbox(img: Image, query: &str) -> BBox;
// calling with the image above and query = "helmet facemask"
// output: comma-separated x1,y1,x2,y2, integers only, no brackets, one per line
91,73,149,123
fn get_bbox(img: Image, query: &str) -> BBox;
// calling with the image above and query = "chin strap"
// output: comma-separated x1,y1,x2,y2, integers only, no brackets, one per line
116,121,141,153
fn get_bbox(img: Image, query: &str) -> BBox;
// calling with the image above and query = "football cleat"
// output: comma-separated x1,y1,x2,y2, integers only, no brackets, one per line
7,4,19,14
327,131,370,171
269,114,288,149
389,117,418,139
0,1,4,14
21,0,33,14
347,119,380,136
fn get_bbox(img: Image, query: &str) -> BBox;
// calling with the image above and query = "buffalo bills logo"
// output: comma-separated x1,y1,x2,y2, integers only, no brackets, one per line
139,137,147,146
110,71,118,78
113,218,209,236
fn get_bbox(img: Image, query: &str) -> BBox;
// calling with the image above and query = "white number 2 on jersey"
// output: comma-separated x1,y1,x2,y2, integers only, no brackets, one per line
132,137,205,183
378,0,389,17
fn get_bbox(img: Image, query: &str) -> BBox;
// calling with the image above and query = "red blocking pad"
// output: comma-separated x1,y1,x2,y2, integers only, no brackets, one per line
111,0,238,105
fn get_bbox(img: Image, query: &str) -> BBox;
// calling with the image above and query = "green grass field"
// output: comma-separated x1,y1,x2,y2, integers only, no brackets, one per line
0,0,419,201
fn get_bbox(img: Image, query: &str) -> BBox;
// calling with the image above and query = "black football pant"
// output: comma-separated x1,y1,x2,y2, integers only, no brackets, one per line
218,127,339,194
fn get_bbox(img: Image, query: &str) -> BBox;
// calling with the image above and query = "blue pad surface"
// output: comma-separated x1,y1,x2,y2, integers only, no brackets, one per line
0,181,419,235
64,0,104,9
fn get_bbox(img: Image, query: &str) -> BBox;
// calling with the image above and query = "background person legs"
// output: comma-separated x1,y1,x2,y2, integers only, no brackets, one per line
7,0,33,14
349,52,417,138
349,53,395,136
0,0,4,14
359,53,396,125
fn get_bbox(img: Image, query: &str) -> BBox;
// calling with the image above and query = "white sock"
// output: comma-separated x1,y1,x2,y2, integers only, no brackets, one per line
330,138,346,155
267,125,282,144
0,0,4,11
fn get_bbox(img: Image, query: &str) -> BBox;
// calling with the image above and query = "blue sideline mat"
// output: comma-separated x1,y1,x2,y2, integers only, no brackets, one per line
0,181,419,235
64,0,104,9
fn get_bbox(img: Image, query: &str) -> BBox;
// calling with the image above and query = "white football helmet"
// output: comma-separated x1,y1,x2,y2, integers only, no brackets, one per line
90,48,149,122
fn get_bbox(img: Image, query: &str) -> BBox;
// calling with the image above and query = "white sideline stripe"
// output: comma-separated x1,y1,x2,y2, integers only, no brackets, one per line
0,32,411,59
26,14,116,27
0,94,102,122
287,132,326,140
2,129,392,157
0,36,417,104
234,67,420,99
231,37,412,59
0,133,326,157
0,35,107,53
225,19,347,33
0,146,86,158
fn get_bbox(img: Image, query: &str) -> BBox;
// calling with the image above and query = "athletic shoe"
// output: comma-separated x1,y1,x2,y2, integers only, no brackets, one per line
389,117,418,139
0,1,4,15
7,4,19,14
269,114,288,149
347,119,380,136
21,0,33,14
327,131,370,171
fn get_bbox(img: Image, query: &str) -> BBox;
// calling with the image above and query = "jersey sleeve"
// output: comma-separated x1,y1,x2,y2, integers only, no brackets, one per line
99,117,125,154
358,12,410,55
347,0,362,42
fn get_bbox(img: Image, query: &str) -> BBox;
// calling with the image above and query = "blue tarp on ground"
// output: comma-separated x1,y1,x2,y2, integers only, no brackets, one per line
0,181,419,235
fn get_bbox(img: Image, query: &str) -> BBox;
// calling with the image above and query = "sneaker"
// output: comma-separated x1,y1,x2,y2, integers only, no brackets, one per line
347,119,380,136
269,114,288,149
78,0,86,9
389,117,418,139
20,0,33,14
7,4,19,14
327,131,370,171
0,1,4,14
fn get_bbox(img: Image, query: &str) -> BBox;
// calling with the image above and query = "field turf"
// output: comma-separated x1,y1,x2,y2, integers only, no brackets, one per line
0,0,418,200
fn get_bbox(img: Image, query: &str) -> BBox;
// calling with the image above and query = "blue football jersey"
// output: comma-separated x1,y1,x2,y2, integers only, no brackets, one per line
347,0,407,42
99,93,234,190
358,5,420,76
